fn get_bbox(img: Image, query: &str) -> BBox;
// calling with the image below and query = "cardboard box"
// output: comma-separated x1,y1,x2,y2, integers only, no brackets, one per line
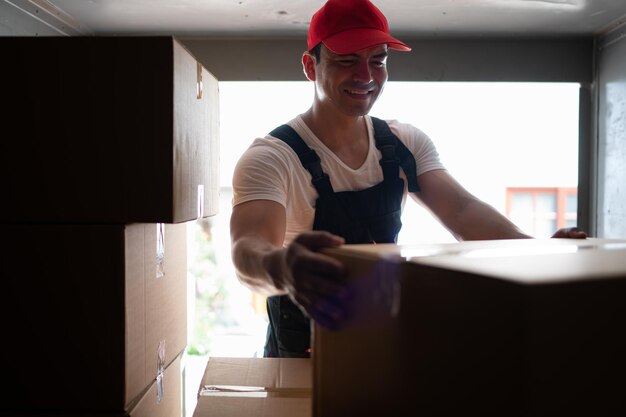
0,36,219,223
315,238,626,417
0,223,187,413
193,357,312,417
197,357,312,389
128,353,183,417
0,354,183,417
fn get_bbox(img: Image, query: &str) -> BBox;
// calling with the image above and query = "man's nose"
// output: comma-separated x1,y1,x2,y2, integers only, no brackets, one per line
352,60,373,83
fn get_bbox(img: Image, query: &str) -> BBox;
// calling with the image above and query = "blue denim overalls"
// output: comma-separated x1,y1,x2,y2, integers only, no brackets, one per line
264,117,420,358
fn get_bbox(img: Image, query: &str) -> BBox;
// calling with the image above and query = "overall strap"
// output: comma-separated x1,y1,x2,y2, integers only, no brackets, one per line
268,124,334,196
370,116,421,193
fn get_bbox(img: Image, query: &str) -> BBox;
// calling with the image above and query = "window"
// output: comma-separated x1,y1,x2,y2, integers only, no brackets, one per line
183,81,581,416
506,187,578,237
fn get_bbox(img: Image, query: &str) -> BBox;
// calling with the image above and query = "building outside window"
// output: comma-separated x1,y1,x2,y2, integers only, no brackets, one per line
506,187,578,238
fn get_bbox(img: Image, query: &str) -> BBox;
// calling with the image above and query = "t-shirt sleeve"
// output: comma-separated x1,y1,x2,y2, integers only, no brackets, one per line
387,119,445,176
232,139,291,208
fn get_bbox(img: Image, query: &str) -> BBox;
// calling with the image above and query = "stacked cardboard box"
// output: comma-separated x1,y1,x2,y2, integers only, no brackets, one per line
193,357,312,417
1,223,187,414
0,356,183,417
0,36,219,223
315,238,626,417
0,37,219,416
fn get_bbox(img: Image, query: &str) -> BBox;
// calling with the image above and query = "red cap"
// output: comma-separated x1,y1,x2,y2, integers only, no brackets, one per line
307,0,411,54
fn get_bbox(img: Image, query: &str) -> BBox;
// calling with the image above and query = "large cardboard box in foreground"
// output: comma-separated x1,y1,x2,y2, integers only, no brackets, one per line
0,223,187,413
0,36,219,223
193,357,311,417
315,238,626,417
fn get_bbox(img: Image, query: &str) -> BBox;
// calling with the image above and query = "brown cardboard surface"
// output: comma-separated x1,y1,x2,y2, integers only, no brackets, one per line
0,223,187,413
198,357,312,393
144,223,188,396
0,36,219,223
129,353,183,417
315,238,626,417
193,357,312,417
193,395,310,417
173,40,220,221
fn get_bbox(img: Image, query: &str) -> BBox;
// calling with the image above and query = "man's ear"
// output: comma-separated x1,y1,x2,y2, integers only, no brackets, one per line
302,52,316,81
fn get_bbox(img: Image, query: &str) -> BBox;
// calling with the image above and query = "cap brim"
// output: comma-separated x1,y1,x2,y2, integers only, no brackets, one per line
322,28,411,54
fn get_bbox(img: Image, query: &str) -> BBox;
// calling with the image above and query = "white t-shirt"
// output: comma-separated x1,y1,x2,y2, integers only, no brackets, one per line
232,115,445,246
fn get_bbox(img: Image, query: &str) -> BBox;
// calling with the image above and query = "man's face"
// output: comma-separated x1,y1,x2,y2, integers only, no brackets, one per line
312,44,389,117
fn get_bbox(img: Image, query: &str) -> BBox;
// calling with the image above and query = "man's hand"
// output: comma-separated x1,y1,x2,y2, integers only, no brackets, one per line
551,227,587,239
280,231,348,330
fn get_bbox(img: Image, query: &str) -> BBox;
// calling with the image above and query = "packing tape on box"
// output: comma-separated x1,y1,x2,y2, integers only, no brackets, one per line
156,340,166,402
197,61,203,100
156,223,165,278
200,385,311,399
197,184,205,219
373,260,401,318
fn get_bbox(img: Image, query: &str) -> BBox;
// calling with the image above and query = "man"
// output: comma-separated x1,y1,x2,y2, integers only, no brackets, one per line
229,0,586,358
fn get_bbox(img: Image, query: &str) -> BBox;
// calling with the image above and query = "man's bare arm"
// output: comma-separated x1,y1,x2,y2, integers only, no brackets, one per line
230,199,291,296
415,169,532,241
415,169,586,240
230,199,348,327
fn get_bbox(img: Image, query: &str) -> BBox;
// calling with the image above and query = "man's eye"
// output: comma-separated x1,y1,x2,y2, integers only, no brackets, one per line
372,60,386,67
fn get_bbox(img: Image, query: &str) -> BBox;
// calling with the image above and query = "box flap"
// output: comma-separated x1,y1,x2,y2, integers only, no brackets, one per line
193,395,311,417
198,357,311,396
326,238,626,284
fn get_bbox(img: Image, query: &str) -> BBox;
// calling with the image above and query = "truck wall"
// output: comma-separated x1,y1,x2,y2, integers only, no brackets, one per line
594,26,626,238
0,0,82,36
